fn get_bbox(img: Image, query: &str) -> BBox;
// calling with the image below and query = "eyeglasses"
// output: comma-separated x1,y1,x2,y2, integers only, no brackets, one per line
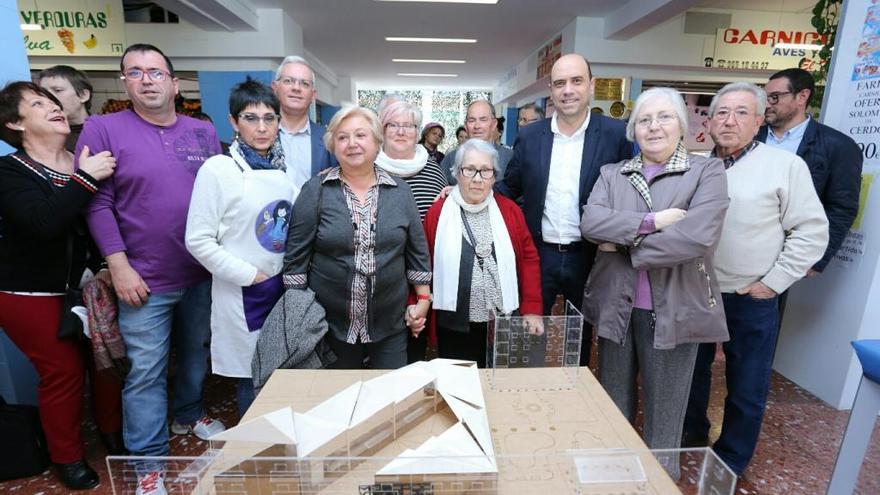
238,113,281,126
766,91,793,105
635,114,677,128
276,77,314,89
459,167,496,179
712,109,754,121
385,122,418,133
120,68,172,82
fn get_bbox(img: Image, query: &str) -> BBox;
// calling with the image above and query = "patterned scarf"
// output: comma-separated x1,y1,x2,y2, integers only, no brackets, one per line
232,137,286,172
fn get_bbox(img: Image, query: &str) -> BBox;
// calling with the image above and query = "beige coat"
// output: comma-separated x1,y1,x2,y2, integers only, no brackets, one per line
580,153,730,349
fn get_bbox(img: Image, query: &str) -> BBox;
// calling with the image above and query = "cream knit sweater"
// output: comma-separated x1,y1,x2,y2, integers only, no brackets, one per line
714,143,829,294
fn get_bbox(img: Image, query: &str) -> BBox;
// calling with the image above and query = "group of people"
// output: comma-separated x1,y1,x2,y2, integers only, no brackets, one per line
0,42,862,495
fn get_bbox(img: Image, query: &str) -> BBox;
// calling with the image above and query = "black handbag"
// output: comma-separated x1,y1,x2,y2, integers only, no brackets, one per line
57,232,84,340
0,396,50,480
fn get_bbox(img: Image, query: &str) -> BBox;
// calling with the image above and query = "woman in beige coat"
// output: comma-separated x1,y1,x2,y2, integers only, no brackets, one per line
580,88,729,458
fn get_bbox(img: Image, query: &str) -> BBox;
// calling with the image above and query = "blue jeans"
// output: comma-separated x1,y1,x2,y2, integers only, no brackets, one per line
683,292,780,475
117,280,212,457
236,378,256,419
538,242,592,366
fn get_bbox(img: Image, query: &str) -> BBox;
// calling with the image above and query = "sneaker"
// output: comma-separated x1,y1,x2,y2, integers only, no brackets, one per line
136,471,166,495
170,415,226,440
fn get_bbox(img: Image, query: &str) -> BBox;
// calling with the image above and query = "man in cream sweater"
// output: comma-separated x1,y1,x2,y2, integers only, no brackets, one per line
682,82,828,476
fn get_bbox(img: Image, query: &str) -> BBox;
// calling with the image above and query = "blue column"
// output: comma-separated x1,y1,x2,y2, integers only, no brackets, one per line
0,0,40,405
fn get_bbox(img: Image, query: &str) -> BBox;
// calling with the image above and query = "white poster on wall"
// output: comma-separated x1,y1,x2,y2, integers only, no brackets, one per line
17,0,126,57
710,14,825,70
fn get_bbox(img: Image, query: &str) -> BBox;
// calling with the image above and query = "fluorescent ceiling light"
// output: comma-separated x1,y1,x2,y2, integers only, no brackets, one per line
775,43,822,50
393,58,466,64
398,73,459,77
20,23,43,30
386,37,476,43
376,0,497,3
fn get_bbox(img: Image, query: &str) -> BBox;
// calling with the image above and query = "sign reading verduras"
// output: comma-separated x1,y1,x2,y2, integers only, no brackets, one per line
17,0,126,56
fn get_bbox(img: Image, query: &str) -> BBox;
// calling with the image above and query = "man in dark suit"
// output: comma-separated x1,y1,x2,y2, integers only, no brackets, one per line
496,54,632,366
758,68,862,275
272,55,335,188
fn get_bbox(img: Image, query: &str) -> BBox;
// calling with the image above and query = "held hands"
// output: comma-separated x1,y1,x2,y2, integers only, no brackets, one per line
405,301,430,337
736,281,777,300
252,271,269,284
654,208,687,230
522,314,544,336
78,145,116,181
597,242,617,253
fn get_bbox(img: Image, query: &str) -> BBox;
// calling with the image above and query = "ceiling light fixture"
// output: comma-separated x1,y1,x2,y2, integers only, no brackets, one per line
20,23,43,30
393,58,466,64
386,37,476,43
774,42,822,50
398,73,459,77
376,0,497,3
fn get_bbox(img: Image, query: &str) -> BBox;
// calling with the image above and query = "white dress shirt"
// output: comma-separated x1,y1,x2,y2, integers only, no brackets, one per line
278,120,313,189
542,112,591,244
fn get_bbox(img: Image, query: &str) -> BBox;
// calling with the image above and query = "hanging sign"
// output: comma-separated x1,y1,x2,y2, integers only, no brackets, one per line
709,14,827,70
18,0,126,56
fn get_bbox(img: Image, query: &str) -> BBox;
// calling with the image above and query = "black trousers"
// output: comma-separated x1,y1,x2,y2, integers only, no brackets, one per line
437,322,489,368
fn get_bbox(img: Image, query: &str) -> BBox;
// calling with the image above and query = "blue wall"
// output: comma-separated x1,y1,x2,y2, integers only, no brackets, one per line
0,0,40,405
197,70,275,143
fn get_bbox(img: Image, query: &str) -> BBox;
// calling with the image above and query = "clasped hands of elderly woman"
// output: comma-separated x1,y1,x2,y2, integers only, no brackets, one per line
597,207,687,253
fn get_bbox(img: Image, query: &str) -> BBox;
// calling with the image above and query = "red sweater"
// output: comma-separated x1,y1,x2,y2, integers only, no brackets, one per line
423,193,543,346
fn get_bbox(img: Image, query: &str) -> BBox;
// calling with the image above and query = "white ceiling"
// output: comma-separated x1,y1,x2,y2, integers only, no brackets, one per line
249,0,817,89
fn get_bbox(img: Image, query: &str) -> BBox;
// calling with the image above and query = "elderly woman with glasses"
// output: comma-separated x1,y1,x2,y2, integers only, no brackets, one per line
424,139,542,368
185,78,296,416
580,87,729,456
284,105,432,369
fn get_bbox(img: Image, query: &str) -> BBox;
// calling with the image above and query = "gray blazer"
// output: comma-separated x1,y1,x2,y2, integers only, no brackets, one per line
283,166,431,343
580,154,730,349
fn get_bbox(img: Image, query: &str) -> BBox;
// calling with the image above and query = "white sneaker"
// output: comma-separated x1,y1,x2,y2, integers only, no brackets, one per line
136,471,166,495
170,415,226,440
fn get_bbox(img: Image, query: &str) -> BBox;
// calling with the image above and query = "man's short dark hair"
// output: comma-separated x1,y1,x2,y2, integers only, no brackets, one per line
36,65,93,112
120,43,175,75
769,68,815,106
0,81,63,148
229,77,280,120
519,102,543,116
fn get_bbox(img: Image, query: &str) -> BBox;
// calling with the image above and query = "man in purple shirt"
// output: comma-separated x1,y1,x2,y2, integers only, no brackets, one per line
78,44,224,495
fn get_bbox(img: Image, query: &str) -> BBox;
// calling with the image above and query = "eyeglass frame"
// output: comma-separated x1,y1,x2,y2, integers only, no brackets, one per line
765,91,793,105
635,114,678,128
459,167,496,180
119,68,173,82
275,76,314,89
237,112,281,126
712,108,756,121
385,122,419,133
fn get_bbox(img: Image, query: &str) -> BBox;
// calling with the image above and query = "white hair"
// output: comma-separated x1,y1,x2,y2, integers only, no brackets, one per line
709,82,766,117
274,55,314,82
451,138,500,178
626,87,689,142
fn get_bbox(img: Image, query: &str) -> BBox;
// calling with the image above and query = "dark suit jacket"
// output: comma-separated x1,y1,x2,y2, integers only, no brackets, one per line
309,120,337,174
495,114,633,250
757,119,862,271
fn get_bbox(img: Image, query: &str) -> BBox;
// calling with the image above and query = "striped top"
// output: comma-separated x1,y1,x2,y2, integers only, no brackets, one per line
403,158,449,220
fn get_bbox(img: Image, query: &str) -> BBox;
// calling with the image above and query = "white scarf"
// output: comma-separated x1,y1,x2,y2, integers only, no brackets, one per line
375,146,430,177
433,187,519,314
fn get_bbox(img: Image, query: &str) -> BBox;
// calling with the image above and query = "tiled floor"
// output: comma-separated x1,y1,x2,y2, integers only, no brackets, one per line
1,362,877,494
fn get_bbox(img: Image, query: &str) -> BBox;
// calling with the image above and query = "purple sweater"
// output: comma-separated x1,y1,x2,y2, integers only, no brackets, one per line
633,164,663,310
78,110,221,293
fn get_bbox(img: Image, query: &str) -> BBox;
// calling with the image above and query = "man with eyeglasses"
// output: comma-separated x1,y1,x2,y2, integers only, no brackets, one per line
682,82,828,477
440,100,513,184
757,68,862,277
271,55,335,188
496,53,632,367
77,43,225,495
517,103,543,129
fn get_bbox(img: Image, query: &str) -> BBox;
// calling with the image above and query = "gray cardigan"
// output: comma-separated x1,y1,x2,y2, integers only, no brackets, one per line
283,166,431,343
580,154,730,349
